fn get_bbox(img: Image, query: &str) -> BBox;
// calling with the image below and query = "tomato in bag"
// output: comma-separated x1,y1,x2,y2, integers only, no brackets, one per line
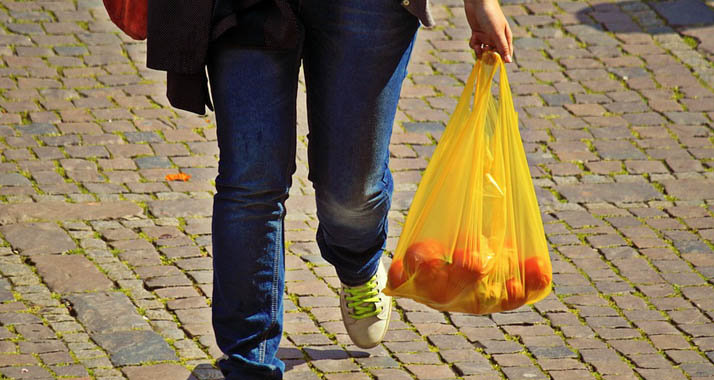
384,52,552,314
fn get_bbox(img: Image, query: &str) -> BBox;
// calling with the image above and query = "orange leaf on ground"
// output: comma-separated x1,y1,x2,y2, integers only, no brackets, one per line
165,173,191,182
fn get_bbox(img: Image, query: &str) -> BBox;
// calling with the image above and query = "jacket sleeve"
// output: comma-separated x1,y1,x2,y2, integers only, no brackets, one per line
146,0,214,115
146,0,213,74
166,72,214,115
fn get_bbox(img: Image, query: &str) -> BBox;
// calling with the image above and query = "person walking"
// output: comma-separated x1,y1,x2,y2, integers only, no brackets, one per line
146,0,513,378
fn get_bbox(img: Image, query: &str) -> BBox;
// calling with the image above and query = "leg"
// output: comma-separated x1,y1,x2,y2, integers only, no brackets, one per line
301,0,419,286
207,32,301,380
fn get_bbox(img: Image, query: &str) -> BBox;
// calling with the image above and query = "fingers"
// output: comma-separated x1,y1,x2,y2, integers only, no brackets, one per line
474,45,483,59
495,29,511,63
505,23,514,63
471,39,500,62
470,31,490,59
471,29,513,63
469,33,482,58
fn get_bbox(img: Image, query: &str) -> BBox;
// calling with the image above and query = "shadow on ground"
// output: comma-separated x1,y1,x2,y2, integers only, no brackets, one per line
189,347,375,379
575,0,714,53
191,363,223,380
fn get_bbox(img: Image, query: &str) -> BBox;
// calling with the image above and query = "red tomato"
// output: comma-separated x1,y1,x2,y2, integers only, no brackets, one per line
451,248,495,279
404,239,446,276
405,240,473,305
501,277,525,311
524,256,551,292
448,249,484,299
387,258,408,289
414,258,454,304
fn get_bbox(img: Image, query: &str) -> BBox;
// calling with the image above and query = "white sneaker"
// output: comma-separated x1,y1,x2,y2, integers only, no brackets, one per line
339,261,392,349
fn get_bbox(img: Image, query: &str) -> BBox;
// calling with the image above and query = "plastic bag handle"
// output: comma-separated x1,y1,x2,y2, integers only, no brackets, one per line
496,54,515,118
451,60,480,119
455,52,508,115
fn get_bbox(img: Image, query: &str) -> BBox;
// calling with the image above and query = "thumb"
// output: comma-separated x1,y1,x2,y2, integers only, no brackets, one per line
496,30,511,63
505,23,513,62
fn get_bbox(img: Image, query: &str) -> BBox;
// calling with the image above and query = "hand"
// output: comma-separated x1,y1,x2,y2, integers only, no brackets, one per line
464,0,513,63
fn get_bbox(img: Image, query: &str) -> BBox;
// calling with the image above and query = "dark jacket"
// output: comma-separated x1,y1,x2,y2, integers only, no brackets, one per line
146,0,433,115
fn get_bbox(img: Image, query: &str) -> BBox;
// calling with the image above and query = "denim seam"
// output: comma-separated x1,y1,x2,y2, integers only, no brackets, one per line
258,216,281,364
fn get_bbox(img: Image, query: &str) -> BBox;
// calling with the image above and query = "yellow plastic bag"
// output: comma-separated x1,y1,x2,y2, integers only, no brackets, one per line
384,52,552,314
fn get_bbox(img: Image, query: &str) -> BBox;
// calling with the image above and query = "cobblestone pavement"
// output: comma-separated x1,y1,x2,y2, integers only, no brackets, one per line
0,0,713,379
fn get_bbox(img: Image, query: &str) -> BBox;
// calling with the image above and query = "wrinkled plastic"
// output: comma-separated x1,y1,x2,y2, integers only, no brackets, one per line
384,52,552,314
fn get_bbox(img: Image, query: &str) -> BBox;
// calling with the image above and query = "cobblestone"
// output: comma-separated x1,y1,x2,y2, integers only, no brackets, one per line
0,0,711,378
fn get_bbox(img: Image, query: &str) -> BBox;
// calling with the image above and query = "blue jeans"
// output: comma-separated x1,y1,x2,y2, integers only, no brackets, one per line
207,1,418,378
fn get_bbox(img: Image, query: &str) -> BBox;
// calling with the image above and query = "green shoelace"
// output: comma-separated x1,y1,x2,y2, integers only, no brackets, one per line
344,277,382,320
